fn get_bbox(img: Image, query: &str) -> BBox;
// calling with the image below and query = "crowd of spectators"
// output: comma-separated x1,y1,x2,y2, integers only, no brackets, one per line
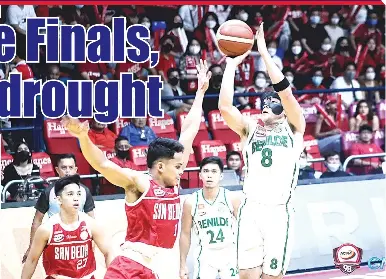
0,5,385,198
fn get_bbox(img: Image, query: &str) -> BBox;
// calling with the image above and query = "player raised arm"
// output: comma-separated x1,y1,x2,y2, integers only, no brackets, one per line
218,51,253,139
179,198,193,279
256,23,306,135
21,224,50,279
61,117,149,192
179,60,212,170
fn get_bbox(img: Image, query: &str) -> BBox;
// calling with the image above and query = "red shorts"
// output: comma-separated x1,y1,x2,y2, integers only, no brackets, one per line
104,256,157,279
46,276,95,279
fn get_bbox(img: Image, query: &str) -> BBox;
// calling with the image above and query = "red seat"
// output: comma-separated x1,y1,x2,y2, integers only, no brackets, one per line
208,110,239,144
228,141,242,153
129,146,148,171
301,104,318,136
241,109,261,122
1,153,13,173
341,131,359,156
176,112,209,146
43,119,80,154
1,141,6,154
196,140,227,163
373,130,385,148
180,150,200,189
111,118,131,135
303,135,321,158
147,114,177,139
31,152,55,179
377,100,385,128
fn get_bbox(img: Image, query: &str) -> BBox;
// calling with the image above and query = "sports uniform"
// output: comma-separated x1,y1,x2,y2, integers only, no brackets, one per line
238,114,303,276
43,212,96,279
189,187,238,279
104,176,181,279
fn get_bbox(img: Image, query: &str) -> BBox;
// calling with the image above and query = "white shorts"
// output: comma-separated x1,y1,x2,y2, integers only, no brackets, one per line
237,199,295,276
193,245,239,279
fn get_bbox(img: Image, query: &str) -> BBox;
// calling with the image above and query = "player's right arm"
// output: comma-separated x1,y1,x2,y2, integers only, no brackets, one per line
179,198,193,279
218,51,253,140
61,116,149,193
21,224,50,279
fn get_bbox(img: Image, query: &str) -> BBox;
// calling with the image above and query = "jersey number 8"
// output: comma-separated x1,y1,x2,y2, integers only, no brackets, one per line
207,229,225,244
261,148,273,167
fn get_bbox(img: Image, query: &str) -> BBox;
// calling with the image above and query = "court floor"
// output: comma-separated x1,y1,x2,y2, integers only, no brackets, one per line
286,267,386,279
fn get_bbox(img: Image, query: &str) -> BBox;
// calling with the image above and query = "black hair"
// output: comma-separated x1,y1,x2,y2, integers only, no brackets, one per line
354,100,374,121
167,67,180,78
199,156,224,172
226,151,241,161
359,124,373,133
323,151,340,160
344,61,357,70
146,138,184,168
56,153,77,166
115,135,130,145
54,174,81,196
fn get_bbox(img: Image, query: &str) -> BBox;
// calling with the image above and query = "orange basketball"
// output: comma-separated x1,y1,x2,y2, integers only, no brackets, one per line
216,20,255,57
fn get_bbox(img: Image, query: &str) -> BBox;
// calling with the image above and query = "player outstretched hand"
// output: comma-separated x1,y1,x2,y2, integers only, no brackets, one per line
179,265,189,279
255,22,268,56
61,116,89,138
225,50,251,67
196,59,212,93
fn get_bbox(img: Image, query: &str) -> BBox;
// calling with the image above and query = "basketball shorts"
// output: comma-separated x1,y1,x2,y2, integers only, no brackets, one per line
237,199,295,276
193,245,239,279
104,256,157,279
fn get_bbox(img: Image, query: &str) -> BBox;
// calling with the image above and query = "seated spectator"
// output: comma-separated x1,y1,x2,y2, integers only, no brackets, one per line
88,119,117,151
208,5,232,25
109,136,138,170
202,64,224,118
360,66,381,105
242,71,270,109
256,40,283,73
234,55,255,94
310,37,334,77
349,124,384,175
300,8,329,55
179,38,202,94
156,35,177,81
138,15,154,48
324,12,347,51
166,14,188,59
302,68,327,104
349,100,379,131
333,36,355,76
314,97,342,154
350,10,383,50
161,68,192,120
119,118,157,147
330,62,364,108
2,141,40,201
178,5,203,39
6,5,36,36
283,68,297,91
320,151,351,178
298,149,318,180
77,60,109,82
283,40,311,75
363,38,385,70
226,151,244,183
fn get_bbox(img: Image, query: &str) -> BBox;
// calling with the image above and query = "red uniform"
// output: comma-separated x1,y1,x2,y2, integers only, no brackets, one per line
104,177,181,279
43,214,96,279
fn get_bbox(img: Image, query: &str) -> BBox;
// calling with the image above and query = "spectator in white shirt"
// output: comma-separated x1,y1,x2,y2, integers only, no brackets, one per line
178,5,204,39
324,13,347,51
6,5,36,35
330,62,364,108
208,5,232,25
256,40,283,73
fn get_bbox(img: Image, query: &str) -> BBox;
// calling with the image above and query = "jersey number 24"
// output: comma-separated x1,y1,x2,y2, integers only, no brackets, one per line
207,229,225,244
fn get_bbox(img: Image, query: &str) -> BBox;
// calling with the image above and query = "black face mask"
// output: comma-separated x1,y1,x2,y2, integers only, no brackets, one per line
174,22,183,28
211,75,223,84
261,92,284,115
169,77,179,86
162,43,173,53
14,150,31,163
116,150,129,159
340,46,350,52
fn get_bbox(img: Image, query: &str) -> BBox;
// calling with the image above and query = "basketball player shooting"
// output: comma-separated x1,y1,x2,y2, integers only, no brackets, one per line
61,60,212,279
218,23,306,279
21,175,114,279
179,156,240,279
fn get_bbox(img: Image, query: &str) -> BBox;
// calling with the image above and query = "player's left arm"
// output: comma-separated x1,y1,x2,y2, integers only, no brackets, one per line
21,224,50,279
230,192,242,219
179,198,193,277
179,60,211,170
256,23,306,135
89,217,115,267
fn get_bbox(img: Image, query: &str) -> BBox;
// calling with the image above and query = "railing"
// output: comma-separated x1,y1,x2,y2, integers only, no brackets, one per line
342,153,386,171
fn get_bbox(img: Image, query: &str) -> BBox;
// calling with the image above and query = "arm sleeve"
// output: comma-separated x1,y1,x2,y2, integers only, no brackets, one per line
34,188,50,214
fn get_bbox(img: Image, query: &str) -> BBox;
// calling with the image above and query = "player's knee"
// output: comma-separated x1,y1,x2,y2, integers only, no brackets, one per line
239,267,262,279
262,272,284,279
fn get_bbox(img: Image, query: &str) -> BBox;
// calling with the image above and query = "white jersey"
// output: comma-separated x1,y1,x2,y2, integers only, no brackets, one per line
190,188,236,250
242,118,303,205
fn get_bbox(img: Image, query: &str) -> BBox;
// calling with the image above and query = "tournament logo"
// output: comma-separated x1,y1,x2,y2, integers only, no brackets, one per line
53,233,64,243
80,231,89,241
333,243,363,274
153,187,165,197
198,204,206,216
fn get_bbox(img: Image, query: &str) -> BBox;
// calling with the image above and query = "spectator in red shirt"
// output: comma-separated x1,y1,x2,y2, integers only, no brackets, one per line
156,35,177,81
359,65,382,105
243,71,270,109
363,37,385,70
349,124,384,175
88,119,117,151
78,61,108,82
234,55,255,93
283,39,311,75
179,38,202,94
166,14,188,58
109,136,138,170
283,67,297,91
350,10,383,50
114,59,157,81
333,36,355,77
310,37,335,77
349,100,379,132
301,68,327,104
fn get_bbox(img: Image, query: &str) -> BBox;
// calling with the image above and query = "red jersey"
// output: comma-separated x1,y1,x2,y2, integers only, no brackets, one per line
125,178,181,249
12,60,34,80
43,214,96,278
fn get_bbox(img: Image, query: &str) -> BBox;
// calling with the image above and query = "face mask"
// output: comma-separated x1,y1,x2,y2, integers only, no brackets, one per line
327,163,340,172
174,22,183,29
331,17,340,25
310,15,320,24
75,5,84,9
321,44,332,52
366,72,376,80
292,46,302,55
162,43,173,53
189,45,200,55
142,22,151,29
312,76,323,86
169,76,179,86
346,71,356,80
239,12,249,22
368,19,378,26
299,158,308,169
286,75,294,84
267,47,277,57
206,20,216,29
212,75,223,84
116,150,129,159
14,150,31,163
340,45,349,52
261,95,283,115
255,78,266,88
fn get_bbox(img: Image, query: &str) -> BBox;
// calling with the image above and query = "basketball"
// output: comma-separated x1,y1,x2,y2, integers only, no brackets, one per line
216,19,255,57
